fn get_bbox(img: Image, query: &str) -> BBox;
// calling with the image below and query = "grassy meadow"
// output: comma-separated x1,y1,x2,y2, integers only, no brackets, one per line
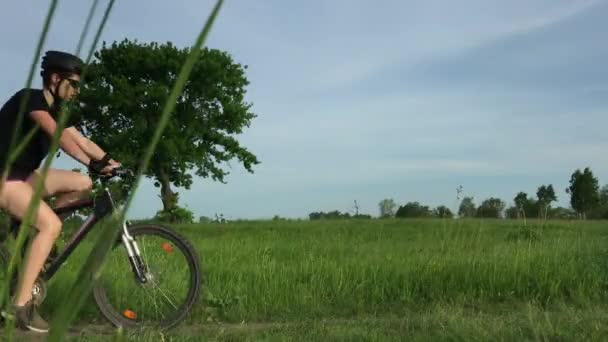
17,217,608,340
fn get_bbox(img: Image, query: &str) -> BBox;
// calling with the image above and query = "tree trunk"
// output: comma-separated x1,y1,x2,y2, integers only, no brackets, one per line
159,168,178,211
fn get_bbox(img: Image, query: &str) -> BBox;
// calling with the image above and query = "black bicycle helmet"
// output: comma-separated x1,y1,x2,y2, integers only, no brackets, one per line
40,50,84,75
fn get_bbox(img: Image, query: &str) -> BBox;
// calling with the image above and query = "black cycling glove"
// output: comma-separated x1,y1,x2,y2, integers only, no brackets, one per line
88,153,112,174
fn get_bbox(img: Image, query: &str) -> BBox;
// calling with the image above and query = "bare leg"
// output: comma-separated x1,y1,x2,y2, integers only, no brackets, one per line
0,181,61,305
54,190,90,208
27,168,93,211
0,169,92,305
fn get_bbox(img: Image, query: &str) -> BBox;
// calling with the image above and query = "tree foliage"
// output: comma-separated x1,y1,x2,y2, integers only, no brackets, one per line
308,210,370,220
153,205,195,224
512,191,540,220
77,39,260,211
378,198,397,218
476,197,506,218
566,167,600,219
458,197,476,218
536,184,557,220
433,205,453,219
395,202,431,218
599,184,608,206
514,192,529,218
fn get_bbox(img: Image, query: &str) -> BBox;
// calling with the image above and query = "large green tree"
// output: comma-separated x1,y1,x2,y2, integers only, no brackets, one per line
77,39,260,210
566,167,600,219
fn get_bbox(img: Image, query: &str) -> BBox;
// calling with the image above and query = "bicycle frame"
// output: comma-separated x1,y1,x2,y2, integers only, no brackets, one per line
40,184,148,284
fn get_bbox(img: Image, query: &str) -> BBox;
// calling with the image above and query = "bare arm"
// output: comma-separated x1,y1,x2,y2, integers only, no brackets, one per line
65,127,107,161
29,111,91,166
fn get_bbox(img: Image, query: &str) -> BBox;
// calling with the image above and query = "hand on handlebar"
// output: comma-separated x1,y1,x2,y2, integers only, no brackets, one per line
100,160,121,175
88,154,133,179
93,165,134,180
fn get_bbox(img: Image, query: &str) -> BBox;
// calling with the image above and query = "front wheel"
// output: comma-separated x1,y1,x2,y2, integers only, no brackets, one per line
93,224,202,330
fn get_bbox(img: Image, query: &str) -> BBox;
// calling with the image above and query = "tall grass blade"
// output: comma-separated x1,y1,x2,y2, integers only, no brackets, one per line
48,0,121,338
49,1,223,338
75,0,101,57
119,0,225,224
0,1,59,339
0,0,58,188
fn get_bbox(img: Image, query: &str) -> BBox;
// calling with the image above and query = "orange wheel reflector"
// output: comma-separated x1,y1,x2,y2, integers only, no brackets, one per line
162,242,174,254
123,309,137,320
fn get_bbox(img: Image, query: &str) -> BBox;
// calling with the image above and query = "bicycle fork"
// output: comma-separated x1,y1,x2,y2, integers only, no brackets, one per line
121,222,148,284
101,186,148,284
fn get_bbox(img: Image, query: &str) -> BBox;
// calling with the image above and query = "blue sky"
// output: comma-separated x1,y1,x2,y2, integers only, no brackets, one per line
1,0,607,219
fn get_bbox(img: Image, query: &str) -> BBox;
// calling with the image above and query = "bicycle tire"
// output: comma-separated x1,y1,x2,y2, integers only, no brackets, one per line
92,224,202,330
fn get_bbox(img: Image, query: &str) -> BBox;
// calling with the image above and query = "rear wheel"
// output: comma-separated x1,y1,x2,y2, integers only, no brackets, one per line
93,224,202,330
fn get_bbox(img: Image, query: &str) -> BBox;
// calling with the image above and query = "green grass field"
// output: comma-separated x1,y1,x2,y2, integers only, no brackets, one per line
12,218,608,340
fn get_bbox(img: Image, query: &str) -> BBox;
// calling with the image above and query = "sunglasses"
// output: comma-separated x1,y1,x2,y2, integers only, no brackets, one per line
65,78,81,89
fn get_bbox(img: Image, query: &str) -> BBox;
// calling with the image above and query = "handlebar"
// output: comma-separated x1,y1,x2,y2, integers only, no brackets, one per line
110,167,134,177
90,166,134,181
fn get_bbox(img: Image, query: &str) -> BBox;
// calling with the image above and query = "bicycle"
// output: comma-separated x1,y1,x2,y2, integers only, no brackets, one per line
0,167,202,330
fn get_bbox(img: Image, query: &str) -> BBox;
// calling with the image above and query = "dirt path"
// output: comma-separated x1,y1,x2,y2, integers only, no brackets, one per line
1,321,289,340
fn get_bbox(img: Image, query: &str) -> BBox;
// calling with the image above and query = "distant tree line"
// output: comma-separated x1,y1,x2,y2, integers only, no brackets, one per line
369,167,607,220
308,211,372,220
309,167,607,221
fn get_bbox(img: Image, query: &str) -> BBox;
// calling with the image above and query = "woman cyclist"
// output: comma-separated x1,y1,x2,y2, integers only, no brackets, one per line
0,50,119,332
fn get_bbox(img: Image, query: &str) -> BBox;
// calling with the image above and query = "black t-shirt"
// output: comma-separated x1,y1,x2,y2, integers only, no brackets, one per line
0,88,79,173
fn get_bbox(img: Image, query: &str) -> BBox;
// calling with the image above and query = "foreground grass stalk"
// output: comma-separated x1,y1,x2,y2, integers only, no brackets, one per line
6,102,72,338
1,1,59,340
50,1,223,339
75,0,100,57
117,0,224,224
48,0,120,338
2,0,114,339
0,0,58,192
